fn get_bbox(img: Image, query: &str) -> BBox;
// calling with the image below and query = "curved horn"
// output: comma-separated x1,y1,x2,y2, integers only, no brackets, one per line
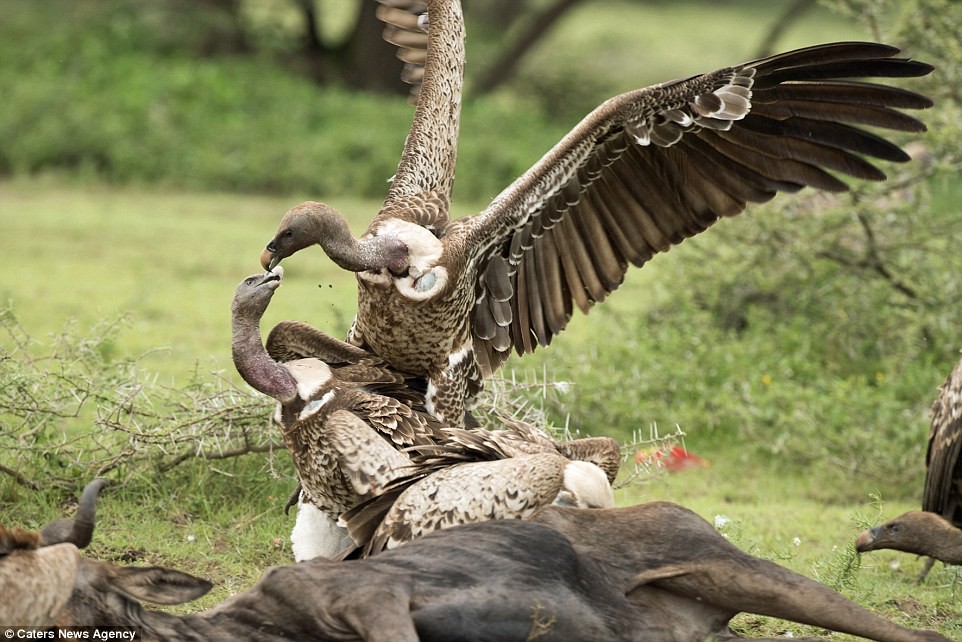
39,479,109,548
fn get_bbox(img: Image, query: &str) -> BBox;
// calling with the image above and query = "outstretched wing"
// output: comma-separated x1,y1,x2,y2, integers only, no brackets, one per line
378,0,464,207
377,0,429,101
923,354,962,525
460,42,932,375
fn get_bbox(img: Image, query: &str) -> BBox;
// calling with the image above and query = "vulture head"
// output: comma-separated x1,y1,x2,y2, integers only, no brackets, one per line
260,201,409,275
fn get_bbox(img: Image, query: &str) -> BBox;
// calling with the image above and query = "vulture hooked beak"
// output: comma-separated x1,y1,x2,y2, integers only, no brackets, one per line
854,528,875,552
260,243,280,271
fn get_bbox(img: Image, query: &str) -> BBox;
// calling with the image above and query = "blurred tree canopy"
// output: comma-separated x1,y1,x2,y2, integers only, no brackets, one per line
0,0,956,198
6,0,829,98
36,0,600,97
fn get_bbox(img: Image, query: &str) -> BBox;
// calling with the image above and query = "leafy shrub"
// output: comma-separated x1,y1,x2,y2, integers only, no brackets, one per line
0,0,573,201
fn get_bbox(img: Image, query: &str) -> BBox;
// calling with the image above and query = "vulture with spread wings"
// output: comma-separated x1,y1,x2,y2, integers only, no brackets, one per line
259,0,933,427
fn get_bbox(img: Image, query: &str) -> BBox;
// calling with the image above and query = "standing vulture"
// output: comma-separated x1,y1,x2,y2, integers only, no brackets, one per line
856,354,962,580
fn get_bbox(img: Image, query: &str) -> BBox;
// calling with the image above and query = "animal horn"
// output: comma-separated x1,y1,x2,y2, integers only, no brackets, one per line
39,479,109,548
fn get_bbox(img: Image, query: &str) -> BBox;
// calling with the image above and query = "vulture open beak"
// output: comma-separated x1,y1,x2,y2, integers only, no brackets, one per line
261,266,284,287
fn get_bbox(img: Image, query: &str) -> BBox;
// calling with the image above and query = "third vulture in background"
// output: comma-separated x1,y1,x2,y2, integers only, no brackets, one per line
856,353,962,580
260,0,934,427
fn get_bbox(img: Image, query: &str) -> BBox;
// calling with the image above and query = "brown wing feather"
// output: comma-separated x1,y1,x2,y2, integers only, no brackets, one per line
557,436,622,485
380,0,463,205
459,42,931,366
327,410,417,499
361,453,568,554
376,1,428,101
348,389,443,447
266,320,372,365
341,422,621,553
923,355,962,526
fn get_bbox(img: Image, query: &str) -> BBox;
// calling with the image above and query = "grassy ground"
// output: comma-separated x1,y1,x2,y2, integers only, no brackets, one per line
1,181,960,638
0,178,362,383
629,458,962,638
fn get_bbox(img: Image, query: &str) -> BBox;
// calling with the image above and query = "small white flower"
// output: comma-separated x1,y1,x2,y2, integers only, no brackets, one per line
553,381,572,394
714,515,731,528
187,534,196,543
889,560,900,570
792,537,801,546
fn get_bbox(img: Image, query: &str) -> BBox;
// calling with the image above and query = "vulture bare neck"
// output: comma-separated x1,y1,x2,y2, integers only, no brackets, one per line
384,0,464,206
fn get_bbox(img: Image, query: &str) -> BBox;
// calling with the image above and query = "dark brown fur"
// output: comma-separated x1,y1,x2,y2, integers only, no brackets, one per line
5,498,951,641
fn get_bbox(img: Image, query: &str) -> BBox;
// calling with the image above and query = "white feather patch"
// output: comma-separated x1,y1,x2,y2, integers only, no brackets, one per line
561,461,614,509
357,270,393,287
283,358,333,401
447,342,472,368
360,218,450,299
291,500,354,562
298,390,334,421
424,379,438,417
395,265,449,301
376,218,443,269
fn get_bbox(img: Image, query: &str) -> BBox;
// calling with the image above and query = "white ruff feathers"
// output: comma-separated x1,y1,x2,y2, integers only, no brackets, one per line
291,499,354,561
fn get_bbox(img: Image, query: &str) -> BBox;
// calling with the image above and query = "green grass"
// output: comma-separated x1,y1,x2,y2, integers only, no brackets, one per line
0,179,365,383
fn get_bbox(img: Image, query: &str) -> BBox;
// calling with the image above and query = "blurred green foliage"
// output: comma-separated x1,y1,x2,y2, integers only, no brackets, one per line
0,0,874,199
0,0,572,200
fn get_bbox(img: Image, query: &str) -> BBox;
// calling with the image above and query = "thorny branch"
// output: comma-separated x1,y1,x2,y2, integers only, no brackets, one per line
0,309,283,489
1,313,675,491
0,463,40,491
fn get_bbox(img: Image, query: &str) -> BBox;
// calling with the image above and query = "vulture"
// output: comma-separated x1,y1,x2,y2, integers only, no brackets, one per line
259,0,933,428
342,426,615,557
231,268,620,559
856,354,962,580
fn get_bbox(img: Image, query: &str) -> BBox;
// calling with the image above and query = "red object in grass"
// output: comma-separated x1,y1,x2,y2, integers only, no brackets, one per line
634,445,709,472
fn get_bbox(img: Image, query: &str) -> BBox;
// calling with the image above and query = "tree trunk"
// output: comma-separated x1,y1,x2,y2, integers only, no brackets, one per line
344,0,409,94
472,0,586,96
